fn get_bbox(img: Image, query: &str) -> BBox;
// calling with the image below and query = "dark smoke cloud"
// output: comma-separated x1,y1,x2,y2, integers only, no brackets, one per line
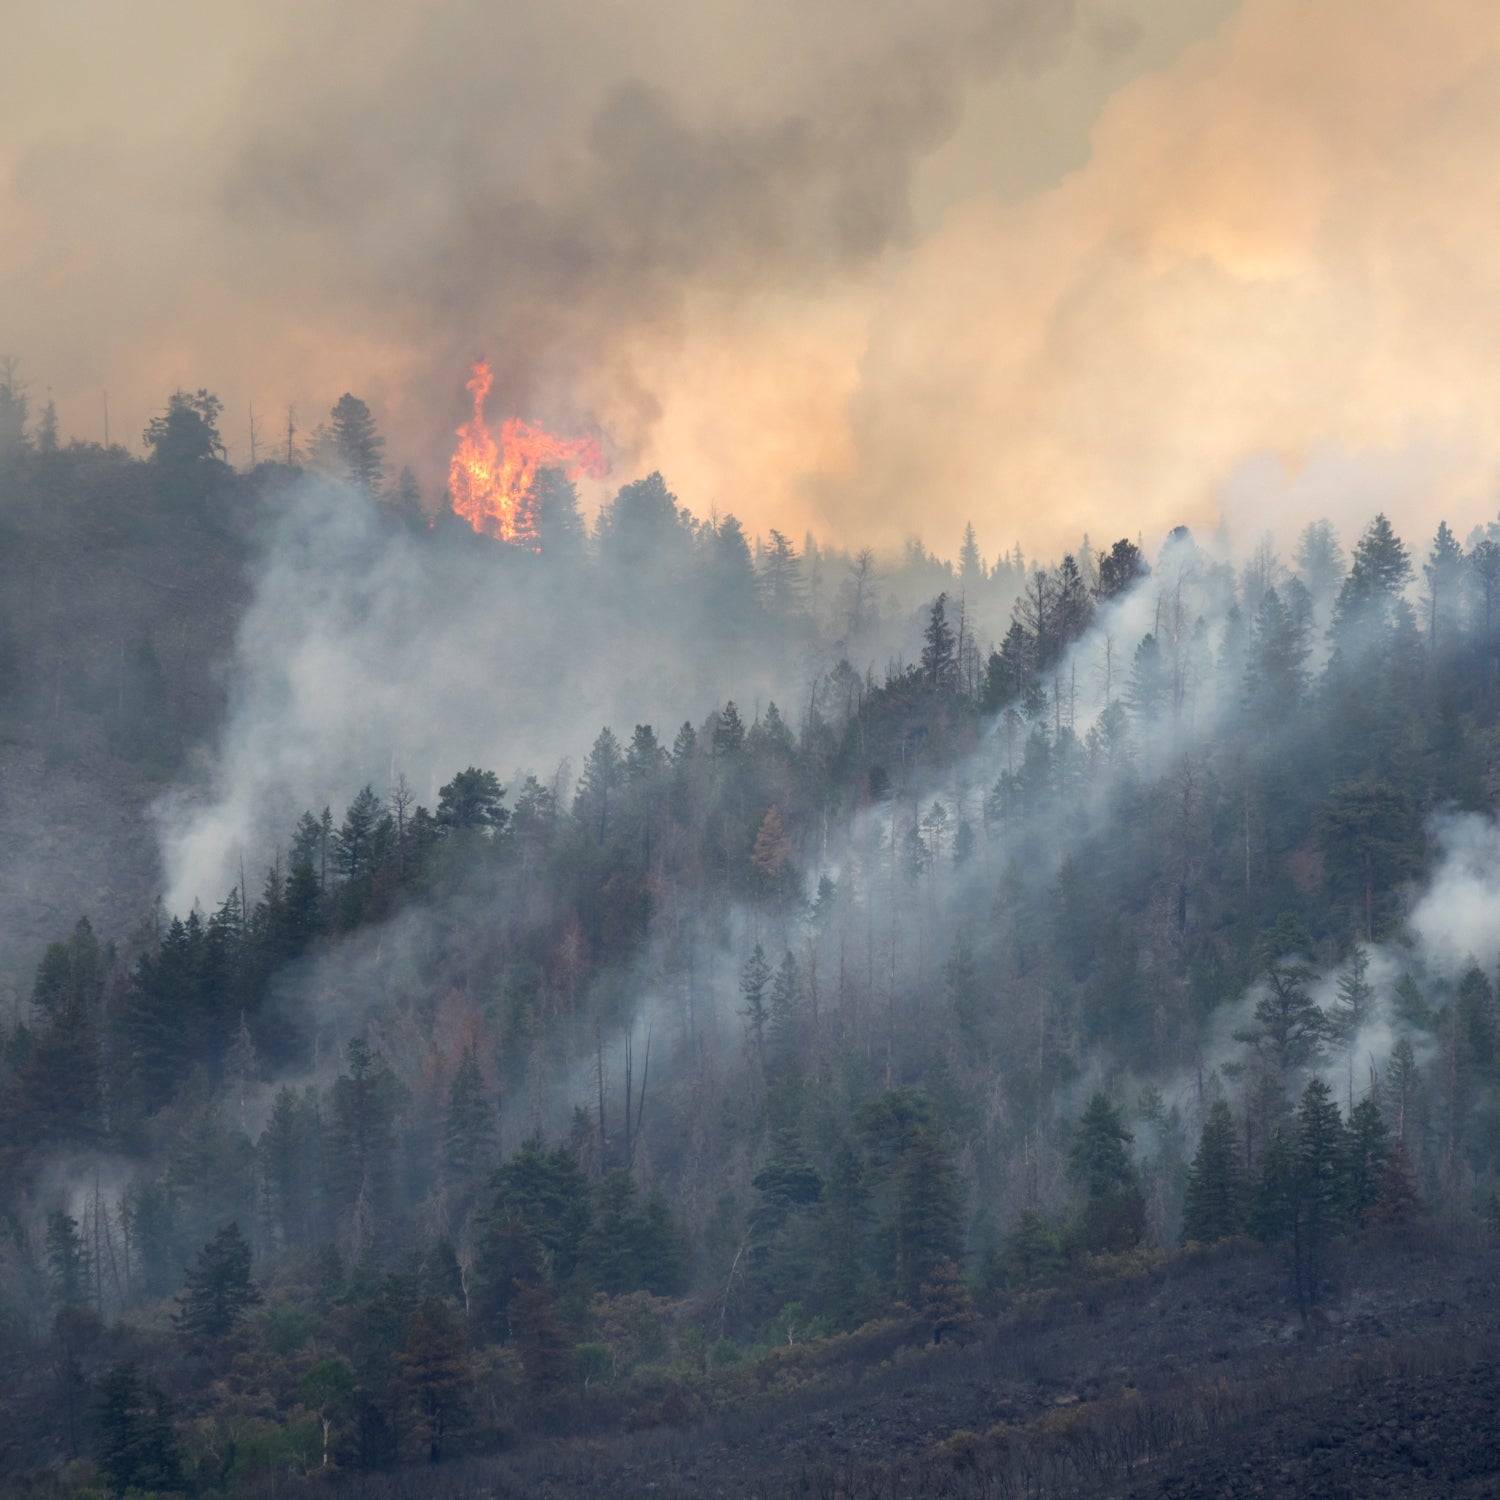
215,0,1077,430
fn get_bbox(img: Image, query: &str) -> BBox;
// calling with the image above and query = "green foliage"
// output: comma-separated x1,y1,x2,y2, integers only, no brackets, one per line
1067,1094,1144,1253
45,1211,92,1310
436,767,508,834
93,1362,183,1495
1181,1101,1244,1245
175,1221,262,1345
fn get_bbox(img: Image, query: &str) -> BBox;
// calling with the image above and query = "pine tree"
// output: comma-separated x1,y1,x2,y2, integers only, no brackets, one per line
36,394,59,454
1096,538,1149,600
762,529,804,618
1236,914,1328,1089
175,1222,262,1345
1385,1037,1420,1146
767,950,803,1067
1330,945,1376,1108
442,1047,496,1200
326,392,385,490
576,728,623,843
510,1279,573,1397
435,766,508,834
1291,1078,1345,1307
999,1209,1064,1286
740,945,772,1072
895,1126,965,1301
750,806,794,899
1243,586,1310,714
1067,1093,1143,1253
45,1210,94,1308
1342,1096,1391,1229
921,593,958,689
958,522,985,595
328,1038,404,1252
261,1085,320,1249
93,1362,184,1495
1181,1101,1244,1245
920,1256,978,1344
1293,518,1345,607
1423,520,1465,654
395,1297,473,1463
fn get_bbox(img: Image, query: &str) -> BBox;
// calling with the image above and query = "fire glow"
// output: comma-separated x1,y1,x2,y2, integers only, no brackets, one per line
448,360,608,546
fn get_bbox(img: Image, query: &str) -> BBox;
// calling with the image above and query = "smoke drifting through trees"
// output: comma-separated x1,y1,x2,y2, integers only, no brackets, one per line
8,422,1500,1484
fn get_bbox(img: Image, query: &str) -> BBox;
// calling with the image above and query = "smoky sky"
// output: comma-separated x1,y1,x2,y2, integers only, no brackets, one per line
9,1,1500,555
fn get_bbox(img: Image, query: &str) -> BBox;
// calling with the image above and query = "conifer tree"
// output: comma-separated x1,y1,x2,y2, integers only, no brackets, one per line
1290,1078,1345,1307
45,1211,93,1309
740,945,772,1072
1181,1101,1244,1245
442,1047,496,1200
1067,1093,1144,1253
395,1297,473,1463
326,392,384,490
175,1222,262,1345
921,593,958,689
1342,1096,1391,1229
93,1363,183,1495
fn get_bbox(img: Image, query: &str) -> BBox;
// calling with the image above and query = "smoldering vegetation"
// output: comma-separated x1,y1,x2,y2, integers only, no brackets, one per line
7,402,1500,1492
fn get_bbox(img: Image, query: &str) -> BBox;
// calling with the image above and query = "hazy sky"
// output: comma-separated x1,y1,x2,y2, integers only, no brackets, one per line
5,0,1500,557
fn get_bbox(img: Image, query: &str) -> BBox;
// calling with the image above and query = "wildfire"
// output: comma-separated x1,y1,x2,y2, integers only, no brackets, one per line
448,360,607,546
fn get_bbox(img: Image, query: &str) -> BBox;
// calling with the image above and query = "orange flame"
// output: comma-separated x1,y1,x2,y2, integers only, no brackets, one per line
448,360,607,546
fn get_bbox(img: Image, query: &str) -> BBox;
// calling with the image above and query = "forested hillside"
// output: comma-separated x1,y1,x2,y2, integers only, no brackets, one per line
4,377,1500,1495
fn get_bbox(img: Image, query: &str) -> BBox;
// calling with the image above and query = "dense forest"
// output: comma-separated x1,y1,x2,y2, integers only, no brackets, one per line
4,371,1500,1496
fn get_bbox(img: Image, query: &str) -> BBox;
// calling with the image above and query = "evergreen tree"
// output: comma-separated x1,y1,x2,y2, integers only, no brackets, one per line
1290,1077,1345,1307
394,1298,473,1463
920,1256,978,1344
442,1047,496,1200
328,1038,405,1252
740,945,772,1071
481,1138,593,1284
1067,1093,1144,1252
0,357,28,458
894,1125,965,1302
93,1363,184,1495
1243,586,1309,714
762,529,804,619
334,785,386,885
1331,513,1412,643
36,394,59,454
1236,914,1328,1087
999,1209,1064,1286
1096,537,1149,600
767,950,803,1066
1318,780,1420,940
143,388,225,466
175,1222,262,1345
45,1210,93,1309
1423,520,1466,654
576,729,623,843
21,919,104,1145
1181,1100,1244,1245
1293,518,1345,608
921,593,958,689
958,522,985,596
750,806,794,900
436,767,508,835
326,392,385,490
1342,1096,1391,1229
261,1085,321,1249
